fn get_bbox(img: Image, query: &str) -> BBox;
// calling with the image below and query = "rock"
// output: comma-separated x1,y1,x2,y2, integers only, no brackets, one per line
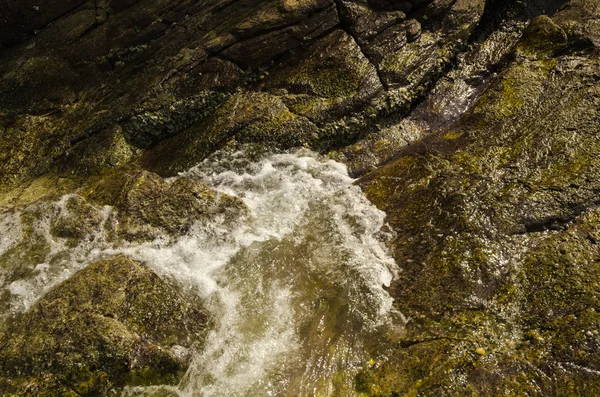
50,195,104,241
61,125,137,176
0,56,77,112
219,3,339,69
553,0,600,49
0,0,484,192
2,0,600,394
355,6,600,393
338,2,527,175
121,91,228,148
0,255,207,396
142,91,319,176
0,0,88,47
87,170,246,241
263,29,383,124
405,18,421,41
516,15,568,58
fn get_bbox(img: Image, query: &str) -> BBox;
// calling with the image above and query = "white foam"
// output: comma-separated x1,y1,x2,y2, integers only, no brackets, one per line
0,146,400,396
0,210,23,257
0,194,113,315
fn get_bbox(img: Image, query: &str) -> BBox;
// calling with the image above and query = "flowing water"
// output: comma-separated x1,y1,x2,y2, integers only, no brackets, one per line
0,147,402,396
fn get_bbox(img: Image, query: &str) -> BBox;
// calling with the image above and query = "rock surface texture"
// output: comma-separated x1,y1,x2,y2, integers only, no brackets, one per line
0,255,207,396
1,0,600,395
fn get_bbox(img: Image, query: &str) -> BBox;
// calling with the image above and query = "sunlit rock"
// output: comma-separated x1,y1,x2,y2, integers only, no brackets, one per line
0,255,207,396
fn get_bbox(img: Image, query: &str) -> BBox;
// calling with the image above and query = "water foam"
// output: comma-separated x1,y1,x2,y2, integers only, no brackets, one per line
0,147,400,396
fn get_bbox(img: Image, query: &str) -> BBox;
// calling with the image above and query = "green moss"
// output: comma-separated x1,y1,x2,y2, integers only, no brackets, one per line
379,33,438,76
372,139,392,153
0,255,207,396
475,59,556,119
516,16,568,58
443,131,463,140
451,151,483,174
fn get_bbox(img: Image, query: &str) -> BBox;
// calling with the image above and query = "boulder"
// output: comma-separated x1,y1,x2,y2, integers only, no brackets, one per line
88,170,246,241
0,255,207,396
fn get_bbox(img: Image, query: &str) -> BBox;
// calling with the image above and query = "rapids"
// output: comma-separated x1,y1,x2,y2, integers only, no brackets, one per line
0,146,402,396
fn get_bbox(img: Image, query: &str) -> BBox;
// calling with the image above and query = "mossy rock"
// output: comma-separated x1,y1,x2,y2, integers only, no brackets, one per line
60,125,137,176
0,56,77,111
517,15,568,58
0,255,207,396
355,15,600,395
50,195,104,242
142,91,319,176
87,170,247,241
263,29,382,124
121,91,228,148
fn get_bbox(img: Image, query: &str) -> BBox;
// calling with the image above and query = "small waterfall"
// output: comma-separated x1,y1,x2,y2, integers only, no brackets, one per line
0,147,402,396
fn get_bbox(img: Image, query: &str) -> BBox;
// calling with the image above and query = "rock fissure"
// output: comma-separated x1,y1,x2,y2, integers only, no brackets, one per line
331,0,390,90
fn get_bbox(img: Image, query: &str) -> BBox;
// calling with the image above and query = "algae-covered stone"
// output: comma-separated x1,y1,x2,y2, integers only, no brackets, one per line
122,91,228,148
0,255,207,396
263,29,383,124
50,195,104,241
553,0,600,49
516,15,568,58
88,170,246,241
356,5,600,394
0,56,76,112
142,91,319,176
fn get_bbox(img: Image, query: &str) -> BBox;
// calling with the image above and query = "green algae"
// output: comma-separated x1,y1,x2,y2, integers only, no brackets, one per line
0,255,207,396
516,16,569,58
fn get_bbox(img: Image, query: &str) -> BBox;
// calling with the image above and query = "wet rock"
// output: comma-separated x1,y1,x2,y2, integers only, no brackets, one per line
0,255,207,396
367,0,486,112
2,0,600,394
0,0,344,192
88,170,246,241
121,91,228,148
0,56,77,112
405,18,421,41
219,3,340,69
516,15,568,58
263,29,383,124
0,0,486,193
50,195,104,241
142,91,319,176
61,125,137,176
356,6,600,393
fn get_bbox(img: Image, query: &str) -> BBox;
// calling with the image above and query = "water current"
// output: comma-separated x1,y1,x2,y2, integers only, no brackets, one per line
0,147,402,396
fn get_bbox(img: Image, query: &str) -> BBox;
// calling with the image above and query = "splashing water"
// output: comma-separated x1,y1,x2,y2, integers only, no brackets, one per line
0,147,401,396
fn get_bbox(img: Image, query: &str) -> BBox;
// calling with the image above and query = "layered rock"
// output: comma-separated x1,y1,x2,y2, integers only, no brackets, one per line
356,2,600,394
0,0,489,193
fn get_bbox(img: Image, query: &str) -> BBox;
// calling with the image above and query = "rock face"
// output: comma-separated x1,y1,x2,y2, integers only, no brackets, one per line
0,0,490,193
2,0,600,395
357,2,600,394
0,255,207,396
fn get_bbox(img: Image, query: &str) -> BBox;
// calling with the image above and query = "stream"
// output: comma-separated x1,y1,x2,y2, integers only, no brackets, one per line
0,147,402,396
